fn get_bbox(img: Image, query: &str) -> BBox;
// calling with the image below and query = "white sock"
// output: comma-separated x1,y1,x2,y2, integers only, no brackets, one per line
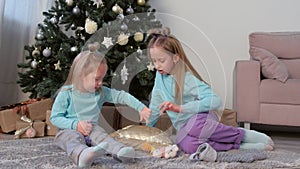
78,142,108,168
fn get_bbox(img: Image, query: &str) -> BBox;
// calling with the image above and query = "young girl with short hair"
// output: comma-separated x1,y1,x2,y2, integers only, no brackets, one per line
50,42,151,167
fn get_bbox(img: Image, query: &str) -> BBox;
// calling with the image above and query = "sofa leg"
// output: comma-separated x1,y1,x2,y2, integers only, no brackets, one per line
244,122,251,129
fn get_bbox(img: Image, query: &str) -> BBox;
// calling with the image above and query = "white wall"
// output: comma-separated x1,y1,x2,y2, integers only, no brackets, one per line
151,0,300,109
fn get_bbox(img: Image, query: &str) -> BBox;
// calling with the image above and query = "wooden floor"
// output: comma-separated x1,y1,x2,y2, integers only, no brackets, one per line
1,125,300,154
251,124,300,153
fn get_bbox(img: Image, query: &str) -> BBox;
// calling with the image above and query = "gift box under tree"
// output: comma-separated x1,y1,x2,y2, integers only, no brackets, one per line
0,98,53,133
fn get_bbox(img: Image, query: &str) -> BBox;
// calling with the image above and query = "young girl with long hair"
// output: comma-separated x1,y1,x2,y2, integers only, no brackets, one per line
146,27,274,155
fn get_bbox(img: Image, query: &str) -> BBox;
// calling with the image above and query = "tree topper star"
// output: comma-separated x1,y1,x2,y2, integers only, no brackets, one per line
102,37,113,49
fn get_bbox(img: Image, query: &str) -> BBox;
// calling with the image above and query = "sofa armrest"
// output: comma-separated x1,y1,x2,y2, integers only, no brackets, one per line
234,60,261,123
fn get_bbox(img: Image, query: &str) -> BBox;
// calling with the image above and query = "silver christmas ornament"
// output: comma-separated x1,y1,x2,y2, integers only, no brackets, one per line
31,59,37,68
120,23,128,31
126,6,134,14
71,23,77,30
72,6,80,15
42,48,51,57
36,33,44,40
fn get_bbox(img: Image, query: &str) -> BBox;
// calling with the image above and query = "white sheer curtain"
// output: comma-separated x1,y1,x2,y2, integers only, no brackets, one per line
0,0,54,106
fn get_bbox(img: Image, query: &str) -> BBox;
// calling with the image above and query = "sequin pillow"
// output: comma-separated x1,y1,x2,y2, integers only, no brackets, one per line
110,125,173,150
250,47,289,82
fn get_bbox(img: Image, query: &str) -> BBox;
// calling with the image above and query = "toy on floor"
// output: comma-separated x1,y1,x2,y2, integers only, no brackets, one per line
141,142,179,159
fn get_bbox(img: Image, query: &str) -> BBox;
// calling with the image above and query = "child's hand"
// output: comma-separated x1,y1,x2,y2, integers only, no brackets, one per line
139,107,151,123
77,120,92,136
159,101,181,114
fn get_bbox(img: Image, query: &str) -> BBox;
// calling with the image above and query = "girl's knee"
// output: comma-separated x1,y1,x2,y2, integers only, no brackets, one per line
177,137,199,154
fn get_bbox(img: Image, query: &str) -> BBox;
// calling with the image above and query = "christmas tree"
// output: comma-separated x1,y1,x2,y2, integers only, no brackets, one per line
17,0,162,104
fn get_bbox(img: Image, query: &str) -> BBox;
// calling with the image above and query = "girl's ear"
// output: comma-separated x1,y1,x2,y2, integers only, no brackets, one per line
173,54,180,63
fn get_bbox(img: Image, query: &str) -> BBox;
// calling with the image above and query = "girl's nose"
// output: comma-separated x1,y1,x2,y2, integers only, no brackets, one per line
154,62,160,69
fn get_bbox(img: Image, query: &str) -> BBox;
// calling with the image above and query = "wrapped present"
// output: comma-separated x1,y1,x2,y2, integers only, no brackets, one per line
15,116,45,138
214,109,238,127
0,108,20,133
27,98,53,121
45,110,58,136
0,98,53,133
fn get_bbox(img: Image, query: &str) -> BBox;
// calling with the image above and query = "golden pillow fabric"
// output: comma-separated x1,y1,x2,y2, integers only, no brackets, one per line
110,125,173,150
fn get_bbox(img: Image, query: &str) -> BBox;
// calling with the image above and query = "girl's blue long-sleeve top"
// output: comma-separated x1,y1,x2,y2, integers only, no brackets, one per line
146,71,222,131
50,85,146,130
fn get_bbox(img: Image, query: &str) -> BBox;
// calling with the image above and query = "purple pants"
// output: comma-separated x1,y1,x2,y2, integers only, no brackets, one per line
176,111,245,154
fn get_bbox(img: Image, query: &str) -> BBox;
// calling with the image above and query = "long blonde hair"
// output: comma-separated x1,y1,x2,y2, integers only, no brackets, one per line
147,27,206,104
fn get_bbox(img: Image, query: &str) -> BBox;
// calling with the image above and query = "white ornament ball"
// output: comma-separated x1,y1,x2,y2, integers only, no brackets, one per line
120,23,128,31
71,23,77,30
126,6,134,14
31,59,37,68
36,33,44,40
72,6,80,15
42,48,51,57
112,4,120,13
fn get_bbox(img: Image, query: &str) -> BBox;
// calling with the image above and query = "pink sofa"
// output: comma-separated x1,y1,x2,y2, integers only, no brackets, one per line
234,32,300,128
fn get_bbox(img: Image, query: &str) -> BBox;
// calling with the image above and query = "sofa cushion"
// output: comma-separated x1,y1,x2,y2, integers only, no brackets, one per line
250,47,289,82
281,59,300,79
260,79,300,104
249,32,300,59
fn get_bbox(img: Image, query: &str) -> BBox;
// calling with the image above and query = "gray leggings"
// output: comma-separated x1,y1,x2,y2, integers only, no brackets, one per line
54,124,126,165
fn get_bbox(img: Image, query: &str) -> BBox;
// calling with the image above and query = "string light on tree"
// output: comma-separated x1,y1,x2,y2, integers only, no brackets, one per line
70,46,78,52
